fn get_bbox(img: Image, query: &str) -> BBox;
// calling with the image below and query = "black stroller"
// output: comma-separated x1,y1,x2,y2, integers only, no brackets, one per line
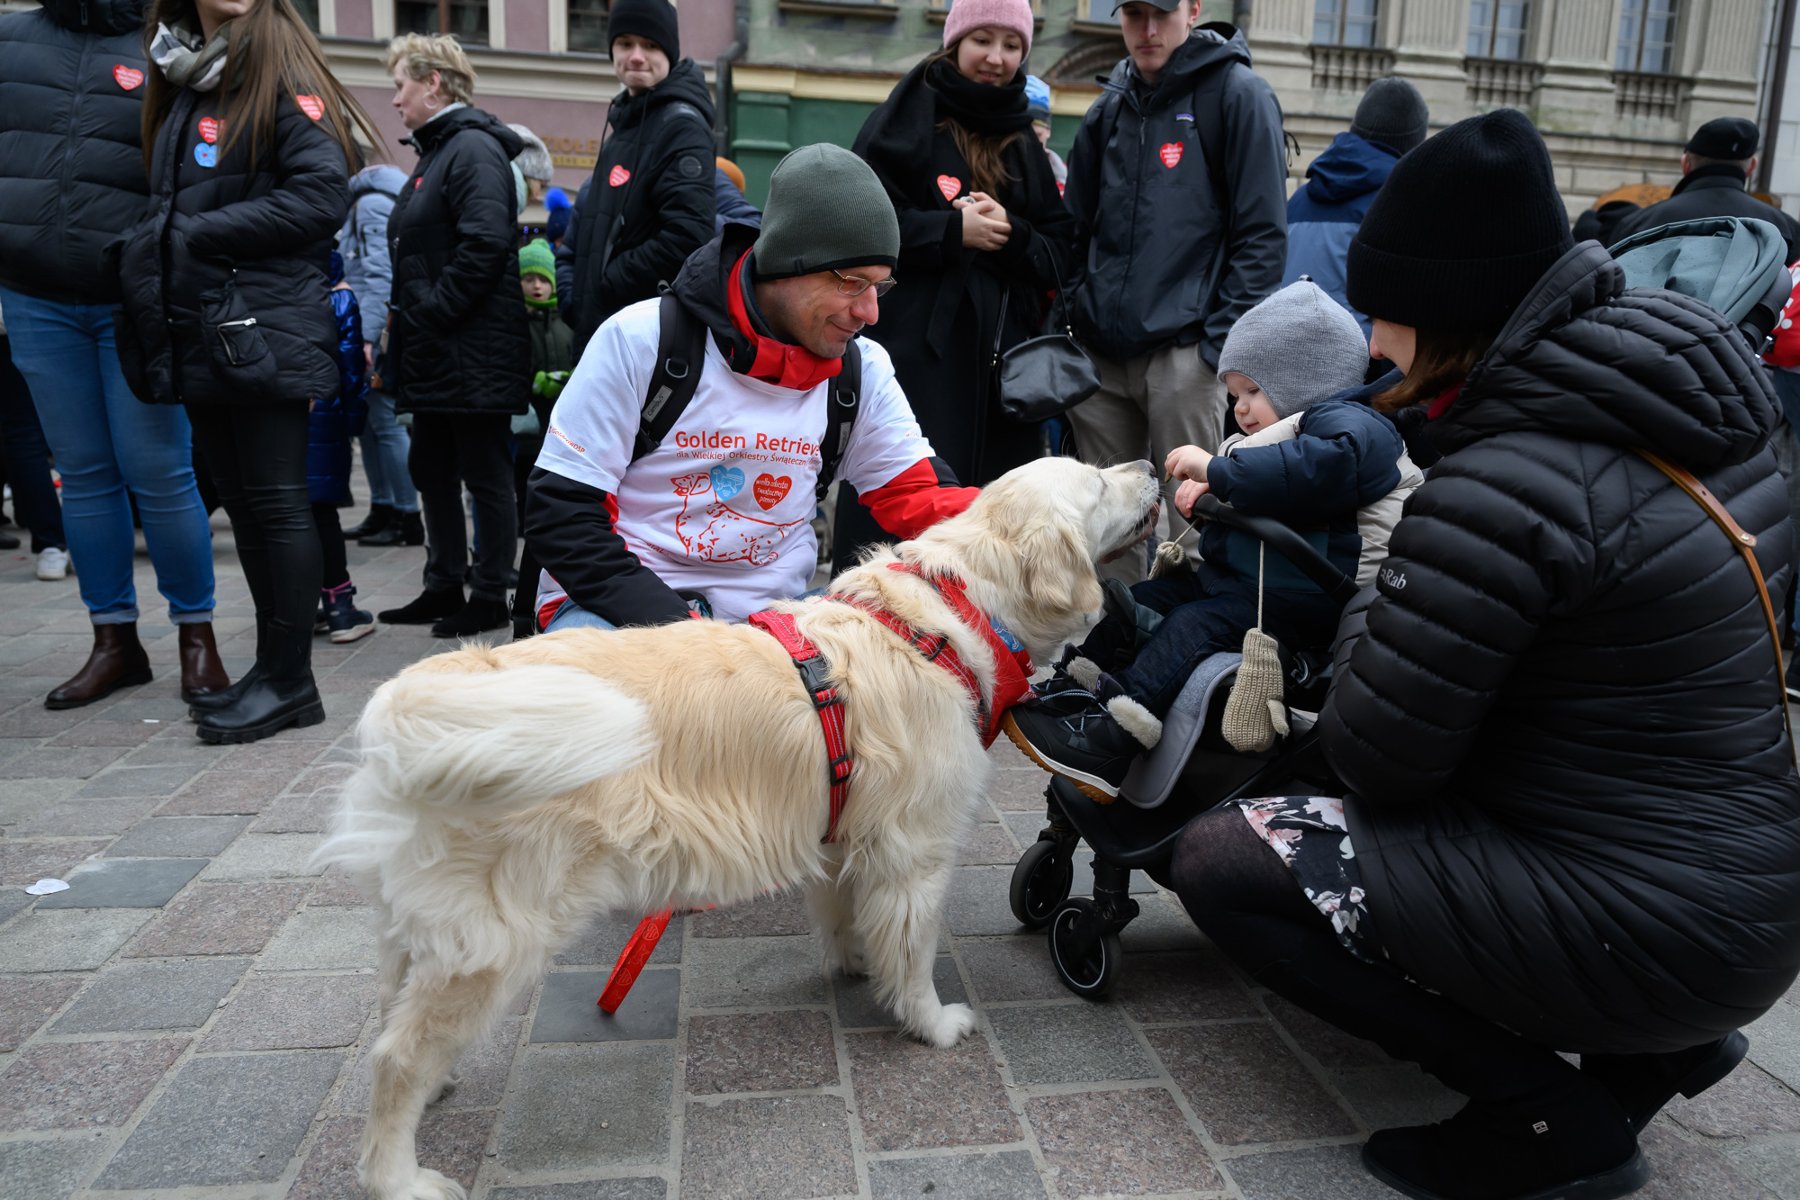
1007,214,1795,1001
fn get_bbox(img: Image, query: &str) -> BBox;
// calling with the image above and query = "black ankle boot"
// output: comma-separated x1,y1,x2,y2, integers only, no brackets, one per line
430,595,512,638
194,674,325,744
379,586,464,624
188,662,266,715
360,510,423,547
345,504,394,540
1583,1031,1748,1133
1361,1082,1647,1200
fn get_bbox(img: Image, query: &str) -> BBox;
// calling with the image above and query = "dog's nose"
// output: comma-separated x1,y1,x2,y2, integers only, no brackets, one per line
1130,460,1155,479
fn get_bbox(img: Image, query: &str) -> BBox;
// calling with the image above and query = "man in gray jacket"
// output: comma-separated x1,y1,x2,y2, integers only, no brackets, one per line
1064,2,1288,581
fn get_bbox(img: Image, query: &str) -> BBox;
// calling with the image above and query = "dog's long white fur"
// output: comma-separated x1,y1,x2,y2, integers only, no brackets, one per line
320,456,1161,1200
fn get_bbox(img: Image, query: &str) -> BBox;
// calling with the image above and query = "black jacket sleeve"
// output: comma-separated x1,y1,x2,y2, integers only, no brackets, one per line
555,177,589,328
524,466,691,627
597,111,714,316
184,98,349,260
1059,101,1108,297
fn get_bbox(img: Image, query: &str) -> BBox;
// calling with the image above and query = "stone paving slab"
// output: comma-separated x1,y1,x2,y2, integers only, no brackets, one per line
1,541,1797,1199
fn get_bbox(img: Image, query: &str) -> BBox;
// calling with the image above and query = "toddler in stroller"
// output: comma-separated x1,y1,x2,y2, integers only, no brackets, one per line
1004,280,1421,802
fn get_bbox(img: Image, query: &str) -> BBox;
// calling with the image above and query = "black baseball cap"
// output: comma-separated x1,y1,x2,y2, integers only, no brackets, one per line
1111,0,1184,11
1686,117,1759,160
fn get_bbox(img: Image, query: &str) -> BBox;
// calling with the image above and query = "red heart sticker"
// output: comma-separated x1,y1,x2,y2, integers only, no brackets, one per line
296,94,324,120
936,174,962,202
112,64,144,90
609,165,631,187
1159,142,1183,169
413,177,422,189
198,117,220,144
752,473,791,511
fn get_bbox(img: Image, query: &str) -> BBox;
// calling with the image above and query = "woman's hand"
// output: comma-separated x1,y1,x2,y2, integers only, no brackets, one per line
1165,444,1213,483
957,194,1010,251
1175,478,1210,517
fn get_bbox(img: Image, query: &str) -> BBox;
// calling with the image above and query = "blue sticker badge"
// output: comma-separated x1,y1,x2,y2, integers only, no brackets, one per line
193,142,217,169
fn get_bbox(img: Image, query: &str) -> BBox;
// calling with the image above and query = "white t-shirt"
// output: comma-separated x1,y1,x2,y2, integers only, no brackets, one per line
535,297,938,624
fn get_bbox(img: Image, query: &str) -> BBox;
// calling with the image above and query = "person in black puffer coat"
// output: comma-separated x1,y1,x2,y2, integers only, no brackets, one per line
116,0,382,744
0,0,229,712
1165,110,1800,1200
378,32,530,638
831,0,1076,574
553,0,715,351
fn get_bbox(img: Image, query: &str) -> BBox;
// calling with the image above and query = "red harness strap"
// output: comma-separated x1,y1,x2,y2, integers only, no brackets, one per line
746,609,853,842
746,566,1035,843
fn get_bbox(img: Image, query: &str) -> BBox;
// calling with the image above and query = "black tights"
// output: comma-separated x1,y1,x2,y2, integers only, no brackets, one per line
1169,807,1582,1104
311,502,349,591
187,404,318,679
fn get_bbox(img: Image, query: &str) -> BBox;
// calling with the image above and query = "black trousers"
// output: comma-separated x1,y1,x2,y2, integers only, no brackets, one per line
311,502,349,591
1168,807,1583,1104
410,412,516,602
187,403,318,678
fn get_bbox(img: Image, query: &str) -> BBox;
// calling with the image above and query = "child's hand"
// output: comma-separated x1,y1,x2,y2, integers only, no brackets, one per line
1165,445,1212,482
1175,478,1210,517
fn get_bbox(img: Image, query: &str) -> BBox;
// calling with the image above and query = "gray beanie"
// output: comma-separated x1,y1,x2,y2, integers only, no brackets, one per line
1351,77,1429,155
508,124,554,183
1216,281,1370,419
753,144,899,280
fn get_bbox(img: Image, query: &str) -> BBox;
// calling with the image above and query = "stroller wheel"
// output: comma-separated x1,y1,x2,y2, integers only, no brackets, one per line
1010,838,1075,929
1048,898,1123,1000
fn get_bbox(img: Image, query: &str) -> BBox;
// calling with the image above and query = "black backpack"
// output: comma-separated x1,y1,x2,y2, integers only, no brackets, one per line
631,292,861,503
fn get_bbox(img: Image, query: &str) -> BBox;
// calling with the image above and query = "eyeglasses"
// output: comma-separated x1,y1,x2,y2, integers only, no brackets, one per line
831,270,898,299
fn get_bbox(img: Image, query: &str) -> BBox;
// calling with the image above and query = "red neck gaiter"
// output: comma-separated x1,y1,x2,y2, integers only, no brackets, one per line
725,249,844,392
1426,381,1465,421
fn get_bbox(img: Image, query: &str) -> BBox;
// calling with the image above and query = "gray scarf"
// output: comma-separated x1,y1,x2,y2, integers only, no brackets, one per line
148,19,235,92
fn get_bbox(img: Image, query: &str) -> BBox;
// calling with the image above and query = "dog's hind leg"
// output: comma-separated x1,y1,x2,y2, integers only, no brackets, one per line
855,864,975,1048
807,863,866,977
359,965,509,1200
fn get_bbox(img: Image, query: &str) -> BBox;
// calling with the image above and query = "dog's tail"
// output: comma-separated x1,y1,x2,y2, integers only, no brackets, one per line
312,664,654,878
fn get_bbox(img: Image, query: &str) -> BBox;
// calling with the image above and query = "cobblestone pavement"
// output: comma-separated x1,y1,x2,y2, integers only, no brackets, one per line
1,523,1797,1200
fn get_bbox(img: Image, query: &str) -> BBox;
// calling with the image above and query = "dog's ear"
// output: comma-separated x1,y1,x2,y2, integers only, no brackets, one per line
1014,506,1104,626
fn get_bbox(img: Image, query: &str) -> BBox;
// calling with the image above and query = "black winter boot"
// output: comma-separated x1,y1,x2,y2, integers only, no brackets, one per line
1582,1031,1748,1133
1361,1081,1648,1200
345,503,394,540
360,510,424,547
193,627,323,745
379,585,464,624
430,595,512,638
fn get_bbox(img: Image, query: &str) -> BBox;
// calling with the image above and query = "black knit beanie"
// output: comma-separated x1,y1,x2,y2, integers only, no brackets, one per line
609,0,679,61
1346,108,1573,335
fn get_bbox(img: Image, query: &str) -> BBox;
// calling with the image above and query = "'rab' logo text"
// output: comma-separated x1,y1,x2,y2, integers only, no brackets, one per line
1379,566,1407,591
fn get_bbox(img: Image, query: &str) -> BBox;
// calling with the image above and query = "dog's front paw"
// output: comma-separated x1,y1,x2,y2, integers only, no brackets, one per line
915,1002,976,1048
364,1167,467,1200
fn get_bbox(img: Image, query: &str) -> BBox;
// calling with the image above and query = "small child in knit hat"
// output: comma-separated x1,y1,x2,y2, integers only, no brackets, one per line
1004,281,1422,800
512,238,576,638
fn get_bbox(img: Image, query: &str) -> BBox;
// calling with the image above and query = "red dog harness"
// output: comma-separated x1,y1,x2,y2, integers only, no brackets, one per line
747,563,1035,842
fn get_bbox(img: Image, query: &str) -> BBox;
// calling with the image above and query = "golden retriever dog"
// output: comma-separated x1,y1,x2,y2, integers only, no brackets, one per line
316,456,1159,1200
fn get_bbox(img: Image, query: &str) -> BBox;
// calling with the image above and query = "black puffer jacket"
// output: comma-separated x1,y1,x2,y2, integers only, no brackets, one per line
1321,243,1800,1054
114,87,349,407
554,59,715,349
0,0,149,304
388,105,529,416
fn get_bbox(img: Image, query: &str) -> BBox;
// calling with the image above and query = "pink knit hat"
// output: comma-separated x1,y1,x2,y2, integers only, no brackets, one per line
943,0,1034,58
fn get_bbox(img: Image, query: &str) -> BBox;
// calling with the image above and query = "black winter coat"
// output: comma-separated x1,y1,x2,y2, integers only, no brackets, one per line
114,87,349,408
853,58,1077,487
388,105,529,416
1064,24,1287,365
555,60,715,349
1611,164,1800,262
0,0,149,305
1320,243,1800,1054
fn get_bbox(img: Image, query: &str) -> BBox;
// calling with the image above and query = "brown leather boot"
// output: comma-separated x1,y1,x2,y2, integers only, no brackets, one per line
178,622,231,705
46,624,153,710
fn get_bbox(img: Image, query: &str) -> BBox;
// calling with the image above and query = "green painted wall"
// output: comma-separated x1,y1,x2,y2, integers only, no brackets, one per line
730,90,1083,206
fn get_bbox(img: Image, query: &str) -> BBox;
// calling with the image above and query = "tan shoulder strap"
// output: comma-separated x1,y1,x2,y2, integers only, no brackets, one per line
1636,449,1795,750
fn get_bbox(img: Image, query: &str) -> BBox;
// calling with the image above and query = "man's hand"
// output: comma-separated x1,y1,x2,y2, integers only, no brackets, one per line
1165,444,1213,483
1175,478,1211,517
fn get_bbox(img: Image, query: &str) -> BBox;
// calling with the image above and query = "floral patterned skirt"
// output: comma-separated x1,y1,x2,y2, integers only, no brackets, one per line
1237,796,1378,960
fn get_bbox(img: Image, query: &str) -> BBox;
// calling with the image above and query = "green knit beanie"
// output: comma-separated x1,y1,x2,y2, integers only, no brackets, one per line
519,237,556,285
753,144,899,280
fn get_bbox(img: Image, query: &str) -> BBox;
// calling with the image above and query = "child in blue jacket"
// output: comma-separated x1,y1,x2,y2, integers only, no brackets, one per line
1006,281,1417,798
311,251,376,642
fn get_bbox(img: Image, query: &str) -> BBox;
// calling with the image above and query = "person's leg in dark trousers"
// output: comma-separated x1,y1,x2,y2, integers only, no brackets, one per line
511,431,544,637
1168,809,1645,1198
185,404,325,743
311,501,374,643
380,412,467,624
429,413,514,637
0,338,67,564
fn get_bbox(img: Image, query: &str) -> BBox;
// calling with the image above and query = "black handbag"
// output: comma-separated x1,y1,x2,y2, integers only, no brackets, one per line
996,261,1100,422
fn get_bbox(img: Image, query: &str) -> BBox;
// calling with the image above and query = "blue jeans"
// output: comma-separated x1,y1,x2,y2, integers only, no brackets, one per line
0,287,214,625
0,336,67,553
543,599,616,632
359,383,417,512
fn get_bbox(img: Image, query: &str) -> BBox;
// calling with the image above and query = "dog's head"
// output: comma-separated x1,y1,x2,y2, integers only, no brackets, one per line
907,457,1160,662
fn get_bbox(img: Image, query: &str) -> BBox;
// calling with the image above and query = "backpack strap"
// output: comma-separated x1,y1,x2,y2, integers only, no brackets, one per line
634,290,707,463
815,340,861,501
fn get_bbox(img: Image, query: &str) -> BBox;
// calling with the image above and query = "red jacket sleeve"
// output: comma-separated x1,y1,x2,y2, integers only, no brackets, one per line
860,456,978,539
